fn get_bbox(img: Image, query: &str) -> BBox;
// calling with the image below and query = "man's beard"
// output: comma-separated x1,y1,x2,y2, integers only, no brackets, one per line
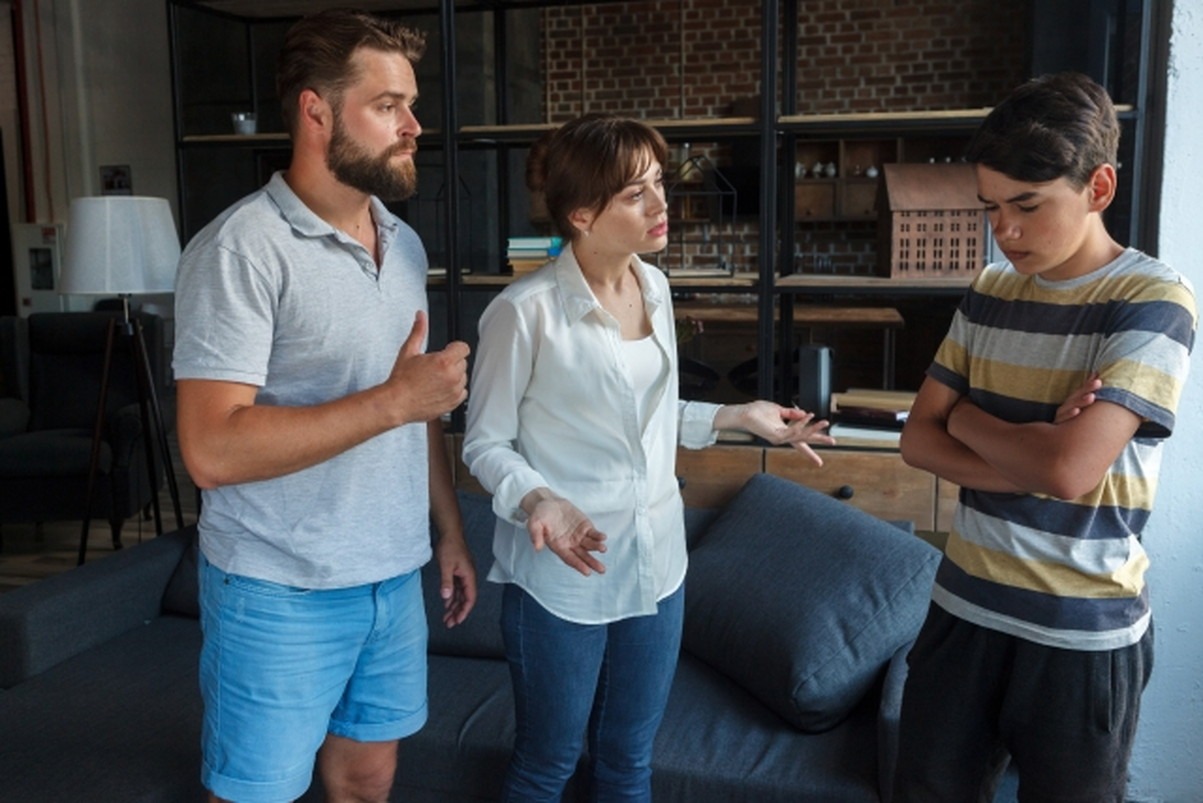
327,117,418,201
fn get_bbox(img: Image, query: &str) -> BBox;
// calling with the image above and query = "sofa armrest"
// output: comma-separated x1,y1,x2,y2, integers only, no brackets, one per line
0,397,29,437
106,401,145,466
876,638,914,803
0,528,191,688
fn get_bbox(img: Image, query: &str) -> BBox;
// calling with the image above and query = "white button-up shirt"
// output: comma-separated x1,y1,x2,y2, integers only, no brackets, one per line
463,246,721,623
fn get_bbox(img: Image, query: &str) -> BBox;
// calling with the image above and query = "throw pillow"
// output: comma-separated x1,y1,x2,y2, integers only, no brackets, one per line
683,473,939,733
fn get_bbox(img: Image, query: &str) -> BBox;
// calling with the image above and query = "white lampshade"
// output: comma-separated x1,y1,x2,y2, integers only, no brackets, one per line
60,196,181,295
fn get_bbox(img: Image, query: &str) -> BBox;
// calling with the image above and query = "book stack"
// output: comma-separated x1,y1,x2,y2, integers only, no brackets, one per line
507,236,563,276
827,388,916,448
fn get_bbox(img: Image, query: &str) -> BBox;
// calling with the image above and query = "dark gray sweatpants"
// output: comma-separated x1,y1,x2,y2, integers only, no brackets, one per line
892,604,1153,803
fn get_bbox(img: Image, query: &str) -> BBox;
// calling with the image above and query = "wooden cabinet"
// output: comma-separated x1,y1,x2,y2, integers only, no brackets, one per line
764,447,937,530
675,444,949,533
792,138,899,221
674,444,764,510
936,477,960,534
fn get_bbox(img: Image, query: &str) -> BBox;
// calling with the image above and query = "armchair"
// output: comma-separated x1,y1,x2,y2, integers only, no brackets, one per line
0,311,173,556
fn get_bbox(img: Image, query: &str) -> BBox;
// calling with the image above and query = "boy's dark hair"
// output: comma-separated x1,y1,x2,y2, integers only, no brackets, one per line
527,114,669,241
964,72,1119,189
277,9,425,136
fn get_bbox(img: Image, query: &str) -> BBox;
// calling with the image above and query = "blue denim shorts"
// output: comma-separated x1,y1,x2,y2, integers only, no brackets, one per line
198,554,428,803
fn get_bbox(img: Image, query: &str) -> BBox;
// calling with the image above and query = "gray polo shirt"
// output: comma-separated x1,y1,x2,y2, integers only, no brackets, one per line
173,172,432,588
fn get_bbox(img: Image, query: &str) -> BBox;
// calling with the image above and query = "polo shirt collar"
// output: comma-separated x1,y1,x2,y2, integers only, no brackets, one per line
264,171,399,247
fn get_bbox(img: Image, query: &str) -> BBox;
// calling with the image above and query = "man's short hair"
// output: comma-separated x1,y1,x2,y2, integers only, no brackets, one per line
964,72,1119,189
277,9,425,136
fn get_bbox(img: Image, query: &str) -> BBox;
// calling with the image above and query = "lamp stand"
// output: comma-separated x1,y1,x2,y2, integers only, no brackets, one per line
77,297,184,565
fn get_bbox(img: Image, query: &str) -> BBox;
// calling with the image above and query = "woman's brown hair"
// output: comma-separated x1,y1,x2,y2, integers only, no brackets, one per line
527,115,669,241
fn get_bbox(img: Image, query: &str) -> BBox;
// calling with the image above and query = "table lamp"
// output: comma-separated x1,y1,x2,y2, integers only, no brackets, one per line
60,196,184,562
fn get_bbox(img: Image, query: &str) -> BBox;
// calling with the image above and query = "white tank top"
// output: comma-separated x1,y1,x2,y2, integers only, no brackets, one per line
622,334,665,430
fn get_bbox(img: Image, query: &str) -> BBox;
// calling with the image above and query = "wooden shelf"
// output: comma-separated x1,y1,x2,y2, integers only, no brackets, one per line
458,117,760,144
428,271,760,290
775,273,973,296
180,133,291,144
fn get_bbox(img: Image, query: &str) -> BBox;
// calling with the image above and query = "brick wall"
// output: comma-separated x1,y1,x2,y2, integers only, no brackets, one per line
544,0,1029,120
541,0,1030,275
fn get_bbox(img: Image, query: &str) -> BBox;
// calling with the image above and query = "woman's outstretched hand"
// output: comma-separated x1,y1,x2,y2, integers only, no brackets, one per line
522,490,608,576
715,400,836,466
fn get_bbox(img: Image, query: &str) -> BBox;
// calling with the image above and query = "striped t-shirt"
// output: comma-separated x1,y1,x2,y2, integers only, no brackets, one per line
927,248,1197,651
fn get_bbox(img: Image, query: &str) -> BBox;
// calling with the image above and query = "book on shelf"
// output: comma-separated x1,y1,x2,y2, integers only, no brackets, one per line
831,388,916,413
425,266,473,278
827,423,903,448
833,405,908,427
506,235,564,261
506,236,562,250
830,387,915,430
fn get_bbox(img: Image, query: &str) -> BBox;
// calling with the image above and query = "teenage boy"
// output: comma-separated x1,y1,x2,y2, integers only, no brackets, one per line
173,10,476,803
893,71,1196,802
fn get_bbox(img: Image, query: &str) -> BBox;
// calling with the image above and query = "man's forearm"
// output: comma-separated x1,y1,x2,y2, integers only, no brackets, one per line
178,380,405,489
427,419,464,541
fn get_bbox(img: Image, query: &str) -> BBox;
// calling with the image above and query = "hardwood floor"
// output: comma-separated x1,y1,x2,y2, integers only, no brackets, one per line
0,437,198,594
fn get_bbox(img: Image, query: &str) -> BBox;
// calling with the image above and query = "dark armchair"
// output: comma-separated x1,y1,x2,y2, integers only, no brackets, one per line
0,311,173,557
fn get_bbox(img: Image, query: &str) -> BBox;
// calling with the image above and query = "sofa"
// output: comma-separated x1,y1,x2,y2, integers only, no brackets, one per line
0,473,946,802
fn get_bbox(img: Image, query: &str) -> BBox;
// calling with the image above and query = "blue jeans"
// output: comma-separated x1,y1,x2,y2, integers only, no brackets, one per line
499,583,685,803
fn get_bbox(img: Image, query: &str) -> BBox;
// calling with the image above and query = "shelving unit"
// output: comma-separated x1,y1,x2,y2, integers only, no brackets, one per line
166,0,1161,408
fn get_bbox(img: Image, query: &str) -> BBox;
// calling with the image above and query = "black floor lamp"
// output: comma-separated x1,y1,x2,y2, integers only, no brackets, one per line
60,196,184,564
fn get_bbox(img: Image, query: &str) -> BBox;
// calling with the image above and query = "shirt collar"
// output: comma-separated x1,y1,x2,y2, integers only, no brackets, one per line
554,242,666,326
264,171,398,247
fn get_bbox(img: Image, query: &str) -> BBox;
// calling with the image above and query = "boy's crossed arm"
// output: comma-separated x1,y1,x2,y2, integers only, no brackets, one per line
901,373,1141,500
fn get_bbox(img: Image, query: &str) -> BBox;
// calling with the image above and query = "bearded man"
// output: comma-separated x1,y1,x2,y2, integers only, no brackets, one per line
172,10,476,803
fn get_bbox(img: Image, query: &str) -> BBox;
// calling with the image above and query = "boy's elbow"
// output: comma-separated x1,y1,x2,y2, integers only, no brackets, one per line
1040,472,1100,501
1036,455,1103,500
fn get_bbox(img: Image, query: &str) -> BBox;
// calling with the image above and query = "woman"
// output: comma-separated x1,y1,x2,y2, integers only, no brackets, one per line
463,114,833,801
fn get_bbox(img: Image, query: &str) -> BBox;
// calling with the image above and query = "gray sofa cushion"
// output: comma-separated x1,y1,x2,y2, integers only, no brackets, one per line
162,526,200,617
652,653,882,802
683,473,939,733
0,616,204,802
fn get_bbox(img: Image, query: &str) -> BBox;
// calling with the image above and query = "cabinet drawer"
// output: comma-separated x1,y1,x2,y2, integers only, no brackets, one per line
839,179,879,218
765,448,936,530
936,477,959,533
676,444,764,509
794,182,836,219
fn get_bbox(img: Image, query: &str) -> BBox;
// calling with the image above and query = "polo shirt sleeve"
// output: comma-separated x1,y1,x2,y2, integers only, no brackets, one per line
173,234,277,388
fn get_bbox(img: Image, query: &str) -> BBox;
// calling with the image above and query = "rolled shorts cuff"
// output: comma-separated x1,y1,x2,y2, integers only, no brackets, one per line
203,759,314,803
329,700,429,743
